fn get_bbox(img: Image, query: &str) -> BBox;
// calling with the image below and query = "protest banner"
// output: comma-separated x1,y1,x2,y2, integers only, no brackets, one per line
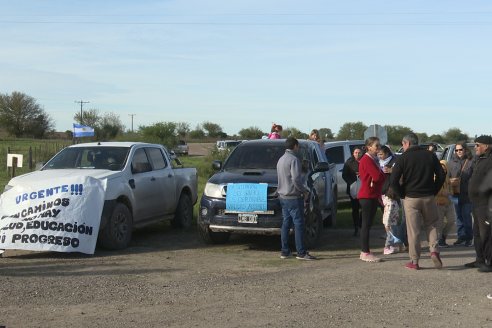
0,176,106,254
225,183,268,213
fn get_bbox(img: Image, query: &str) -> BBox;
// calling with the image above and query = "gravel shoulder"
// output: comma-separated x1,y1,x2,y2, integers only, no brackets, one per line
1,224,491,328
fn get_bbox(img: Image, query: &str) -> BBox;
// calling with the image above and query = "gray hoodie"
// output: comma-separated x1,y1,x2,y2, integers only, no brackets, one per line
276,149,309,199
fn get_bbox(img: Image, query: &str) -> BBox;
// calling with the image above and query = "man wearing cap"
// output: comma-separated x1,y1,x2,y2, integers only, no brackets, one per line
467,135,492,272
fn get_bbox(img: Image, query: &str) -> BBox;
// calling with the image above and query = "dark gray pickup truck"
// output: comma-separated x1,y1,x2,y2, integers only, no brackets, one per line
197,139,337,247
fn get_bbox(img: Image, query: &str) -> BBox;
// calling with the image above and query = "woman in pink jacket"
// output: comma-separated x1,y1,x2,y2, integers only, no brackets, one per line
357,137,386,262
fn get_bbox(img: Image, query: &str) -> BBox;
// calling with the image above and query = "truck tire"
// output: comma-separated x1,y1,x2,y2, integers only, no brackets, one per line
172,193,193,229
99,203,133,250
304,200,323,249
198,222,230,244
324,191,338,228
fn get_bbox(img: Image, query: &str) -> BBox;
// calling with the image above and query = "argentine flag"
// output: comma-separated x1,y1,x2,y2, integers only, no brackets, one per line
73,123,95,137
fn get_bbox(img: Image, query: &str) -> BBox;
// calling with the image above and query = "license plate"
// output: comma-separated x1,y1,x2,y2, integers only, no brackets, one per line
238,213,258,224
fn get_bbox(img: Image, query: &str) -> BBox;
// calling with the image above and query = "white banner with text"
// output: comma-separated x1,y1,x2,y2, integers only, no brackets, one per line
0,176,106,254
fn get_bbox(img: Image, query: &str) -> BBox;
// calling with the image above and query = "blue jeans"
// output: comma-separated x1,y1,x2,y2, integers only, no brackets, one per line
451,196,473,240
280,198,306,256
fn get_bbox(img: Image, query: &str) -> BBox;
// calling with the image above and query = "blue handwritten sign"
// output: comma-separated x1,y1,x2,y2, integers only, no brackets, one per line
226,183,268,212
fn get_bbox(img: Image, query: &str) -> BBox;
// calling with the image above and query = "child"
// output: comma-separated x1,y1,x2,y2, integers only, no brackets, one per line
382,186,402,254
435,160,456,247
268,123,282,139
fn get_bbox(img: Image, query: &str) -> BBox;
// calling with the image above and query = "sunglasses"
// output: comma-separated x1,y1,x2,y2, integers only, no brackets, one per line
455,149,464,152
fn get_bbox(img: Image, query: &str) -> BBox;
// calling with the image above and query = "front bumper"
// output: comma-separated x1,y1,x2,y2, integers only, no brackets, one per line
199,195,283,235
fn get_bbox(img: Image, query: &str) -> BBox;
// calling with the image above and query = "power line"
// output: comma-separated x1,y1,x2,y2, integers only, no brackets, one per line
129,114,136,133
74,100,89,125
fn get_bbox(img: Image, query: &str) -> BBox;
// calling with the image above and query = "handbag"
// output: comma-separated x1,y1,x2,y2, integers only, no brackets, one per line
450,159,468,195
350,177,361,199
449,177,460,195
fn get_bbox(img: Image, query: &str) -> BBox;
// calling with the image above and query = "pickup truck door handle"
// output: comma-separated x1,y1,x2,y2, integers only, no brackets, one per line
168,174,172,178
151,177,156,181
129,179,136,189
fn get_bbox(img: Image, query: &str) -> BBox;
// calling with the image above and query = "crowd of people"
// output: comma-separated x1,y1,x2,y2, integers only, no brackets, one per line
275,131,492,298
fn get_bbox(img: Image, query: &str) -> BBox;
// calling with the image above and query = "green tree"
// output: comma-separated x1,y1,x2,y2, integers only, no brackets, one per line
202,121,224,138
74,108,100,128
189,124,205,139
97,112,125,140
429,134,445,144
139,122,177,147
384,125,413,147
444,128,469,144
0,91,54,138
282,127,307,139
416,132,429,143
318,128,334,141
238,126,263,139
336,122,367,140
176,122,190,138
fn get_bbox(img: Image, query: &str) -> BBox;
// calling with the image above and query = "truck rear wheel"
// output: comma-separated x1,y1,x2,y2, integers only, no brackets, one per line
172,193,193,229
304,200,323,248
99,203,133,250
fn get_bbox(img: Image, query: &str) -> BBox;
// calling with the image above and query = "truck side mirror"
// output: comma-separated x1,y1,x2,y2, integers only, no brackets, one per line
314,162,329,172
212,160,222,170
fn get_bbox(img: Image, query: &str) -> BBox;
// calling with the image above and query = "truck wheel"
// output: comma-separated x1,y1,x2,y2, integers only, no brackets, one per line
198,222,230,244
99,203,133,250
324,192,338,228
304,201,323,248
172,193,193,229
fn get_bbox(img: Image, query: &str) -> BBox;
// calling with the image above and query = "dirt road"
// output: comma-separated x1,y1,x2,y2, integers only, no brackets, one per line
1,224,491,328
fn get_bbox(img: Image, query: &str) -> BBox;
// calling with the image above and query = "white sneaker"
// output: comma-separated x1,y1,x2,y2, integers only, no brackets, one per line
383,246,397,255
360,252,381,262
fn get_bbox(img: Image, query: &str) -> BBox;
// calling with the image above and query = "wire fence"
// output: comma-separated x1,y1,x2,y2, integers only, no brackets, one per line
0,140,72,183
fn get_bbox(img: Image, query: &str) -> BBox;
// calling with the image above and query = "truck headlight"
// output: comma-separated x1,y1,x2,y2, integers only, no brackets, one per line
204,183,223,198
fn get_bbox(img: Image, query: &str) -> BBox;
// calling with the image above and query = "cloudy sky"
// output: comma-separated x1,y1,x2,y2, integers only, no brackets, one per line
1,0,491,137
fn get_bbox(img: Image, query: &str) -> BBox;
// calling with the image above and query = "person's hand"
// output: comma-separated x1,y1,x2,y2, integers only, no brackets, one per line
303,193,310,205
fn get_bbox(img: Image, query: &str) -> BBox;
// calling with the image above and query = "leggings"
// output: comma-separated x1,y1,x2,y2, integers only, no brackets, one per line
359,198,379,253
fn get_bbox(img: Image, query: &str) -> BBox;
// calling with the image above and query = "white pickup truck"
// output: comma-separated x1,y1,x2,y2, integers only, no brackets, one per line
3,142,198,250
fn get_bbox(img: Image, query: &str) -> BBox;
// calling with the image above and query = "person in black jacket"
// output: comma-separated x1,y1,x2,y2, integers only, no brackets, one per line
390,133,445,270
466,135,492,272
447,141,474,246
342,147,363,236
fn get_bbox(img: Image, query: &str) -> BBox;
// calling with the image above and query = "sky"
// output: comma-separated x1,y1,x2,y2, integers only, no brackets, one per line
1,0,491,138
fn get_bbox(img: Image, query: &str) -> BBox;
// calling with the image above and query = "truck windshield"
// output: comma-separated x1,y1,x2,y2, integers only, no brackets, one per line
223,144,285,170
42,147,130,171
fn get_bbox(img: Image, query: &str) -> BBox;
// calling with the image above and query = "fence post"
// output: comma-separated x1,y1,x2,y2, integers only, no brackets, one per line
7,146,10,175
29,146,33,170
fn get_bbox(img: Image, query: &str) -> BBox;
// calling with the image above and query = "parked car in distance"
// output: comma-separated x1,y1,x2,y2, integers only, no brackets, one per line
173,140,189,155
440,142,475,163
198,139,338,246
324,140,365,202
4,142,198,250
395,142,444,158
216,140,243,151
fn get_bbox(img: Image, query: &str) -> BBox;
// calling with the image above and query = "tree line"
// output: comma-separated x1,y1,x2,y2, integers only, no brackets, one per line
0,91,471,148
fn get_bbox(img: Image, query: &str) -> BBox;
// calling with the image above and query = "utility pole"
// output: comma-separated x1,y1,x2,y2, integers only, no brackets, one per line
129,114,136,133
74,100,90,124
